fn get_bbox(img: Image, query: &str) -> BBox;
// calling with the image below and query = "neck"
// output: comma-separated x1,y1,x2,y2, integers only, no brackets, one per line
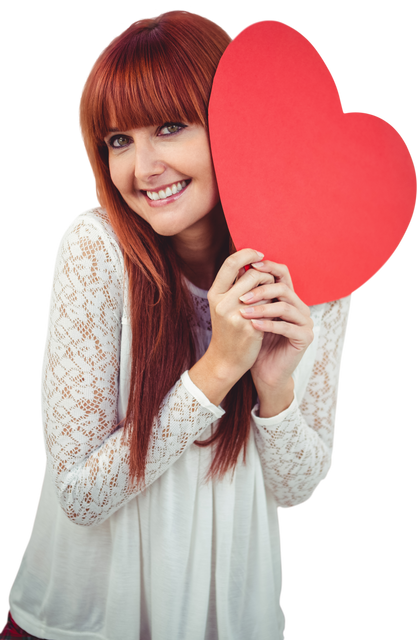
170,203,229,291
182,242,229,291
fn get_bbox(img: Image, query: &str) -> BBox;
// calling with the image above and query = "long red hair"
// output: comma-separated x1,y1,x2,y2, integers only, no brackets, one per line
80,10,257,491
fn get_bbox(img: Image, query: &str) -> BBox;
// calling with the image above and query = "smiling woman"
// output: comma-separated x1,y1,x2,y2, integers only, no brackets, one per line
1,10,350,640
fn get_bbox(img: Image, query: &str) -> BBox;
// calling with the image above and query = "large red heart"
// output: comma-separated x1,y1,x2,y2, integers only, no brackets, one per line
209,21,416,305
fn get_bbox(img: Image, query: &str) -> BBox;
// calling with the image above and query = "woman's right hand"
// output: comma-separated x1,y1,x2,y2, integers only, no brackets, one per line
207,248,276,379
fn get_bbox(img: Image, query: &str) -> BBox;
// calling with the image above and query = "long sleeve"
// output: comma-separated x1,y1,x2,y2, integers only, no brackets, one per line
42,212,223,527
252,296,350,507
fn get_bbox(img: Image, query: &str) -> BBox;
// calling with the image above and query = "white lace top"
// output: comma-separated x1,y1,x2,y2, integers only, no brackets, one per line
9,209,350,640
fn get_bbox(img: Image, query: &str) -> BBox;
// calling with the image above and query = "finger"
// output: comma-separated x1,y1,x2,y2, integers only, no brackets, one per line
234,266,246,284
250,319,314,347
241,301,312,327
211,249,265,294
239,282,310,316
250,261,294,290
230,267,275,299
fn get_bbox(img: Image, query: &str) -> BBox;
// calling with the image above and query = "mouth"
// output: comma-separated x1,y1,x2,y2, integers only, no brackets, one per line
142,179,191,203
141,178,191,207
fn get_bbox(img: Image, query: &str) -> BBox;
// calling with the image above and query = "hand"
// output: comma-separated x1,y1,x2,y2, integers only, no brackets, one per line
239,261,314,410
206,249,275,383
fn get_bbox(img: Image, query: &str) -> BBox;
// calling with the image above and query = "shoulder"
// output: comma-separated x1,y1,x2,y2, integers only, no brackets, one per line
51,208,127,321
57,207,124,277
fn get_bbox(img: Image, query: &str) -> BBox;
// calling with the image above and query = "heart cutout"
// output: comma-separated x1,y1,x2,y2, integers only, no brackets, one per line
209,21,416,305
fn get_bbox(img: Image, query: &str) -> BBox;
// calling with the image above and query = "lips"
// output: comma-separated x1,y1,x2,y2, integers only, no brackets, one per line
141,178,191,195
141,178,191,207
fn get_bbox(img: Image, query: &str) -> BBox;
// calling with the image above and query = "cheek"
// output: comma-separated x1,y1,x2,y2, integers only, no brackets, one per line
204,156,218,191
108,158,130,194
202,161,220,203
191,147,219,198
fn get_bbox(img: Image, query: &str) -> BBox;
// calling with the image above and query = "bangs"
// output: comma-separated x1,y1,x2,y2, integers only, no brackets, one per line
90,28,211,145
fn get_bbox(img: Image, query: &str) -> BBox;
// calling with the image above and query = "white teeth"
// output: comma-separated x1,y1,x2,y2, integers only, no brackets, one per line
146,180,188,201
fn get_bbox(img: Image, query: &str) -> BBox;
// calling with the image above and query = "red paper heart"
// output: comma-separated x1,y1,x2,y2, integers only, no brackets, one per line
209,22,416,305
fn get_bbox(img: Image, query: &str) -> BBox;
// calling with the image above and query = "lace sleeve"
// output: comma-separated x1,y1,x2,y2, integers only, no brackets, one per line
252,297,350,507
42,214,221,527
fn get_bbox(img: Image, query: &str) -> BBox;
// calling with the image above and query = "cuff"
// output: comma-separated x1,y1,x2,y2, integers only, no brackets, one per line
251,391,299,428
181,371,226,420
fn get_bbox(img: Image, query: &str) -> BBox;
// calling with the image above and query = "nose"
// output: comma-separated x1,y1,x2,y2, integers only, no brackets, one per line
133,137,166,185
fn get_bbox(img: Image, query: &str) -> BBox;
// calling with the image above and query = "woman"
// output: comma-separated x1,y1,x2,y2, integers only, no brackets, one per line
1,10,350,640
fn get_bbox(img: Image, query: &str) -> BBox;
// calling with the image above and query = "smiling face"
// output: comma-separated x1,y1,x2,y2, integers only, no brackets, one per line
105,122,220,238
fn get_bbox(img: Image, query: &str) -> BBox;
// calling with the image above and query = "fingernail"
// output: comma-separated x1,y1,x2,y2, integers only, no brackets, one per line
256,251,264,259
251,261,264,268
241,306,255,315
239,292,254,302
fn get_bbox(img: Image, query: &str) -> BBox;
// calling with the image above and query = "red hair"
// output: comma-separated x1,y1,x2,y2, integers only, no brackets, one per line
80,10,257,491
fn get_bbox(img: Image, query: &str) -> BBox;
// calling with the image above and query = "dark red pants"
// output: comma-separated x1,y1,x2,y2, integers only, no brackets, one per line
0,612,45,639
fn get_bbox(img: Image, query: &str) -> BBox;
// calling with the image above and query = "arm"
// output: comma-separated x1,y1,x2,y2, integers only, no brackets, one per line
257,377,294,418
252,297,350,507
43,213,223,527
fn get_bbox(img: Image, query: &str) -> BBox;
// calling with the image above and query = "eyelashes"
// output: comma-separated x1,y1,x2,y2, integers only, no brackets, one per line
107,134,131,149
106,122,187,148
158,122,187,136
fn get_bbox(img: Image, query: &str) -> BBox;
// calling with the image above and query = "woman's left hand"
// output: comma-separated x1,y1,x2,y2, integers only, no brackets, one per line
239,260,314,414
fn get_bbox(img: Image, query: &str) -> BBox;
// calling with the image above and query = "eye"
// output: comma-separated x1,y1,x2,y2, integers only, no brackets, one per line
107,134,132,149
158,122,187,136
107,122,188,149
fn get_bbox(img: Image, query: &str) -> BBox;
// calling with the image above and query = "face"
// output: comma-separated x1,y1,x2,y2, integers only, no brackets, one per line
104,122,220,237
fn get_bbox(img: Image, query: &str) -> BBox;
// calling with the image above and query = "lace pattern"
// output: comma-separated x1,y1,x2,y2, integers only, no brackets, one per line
42,209,349,525
43,212,218,526
252,297,350,507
